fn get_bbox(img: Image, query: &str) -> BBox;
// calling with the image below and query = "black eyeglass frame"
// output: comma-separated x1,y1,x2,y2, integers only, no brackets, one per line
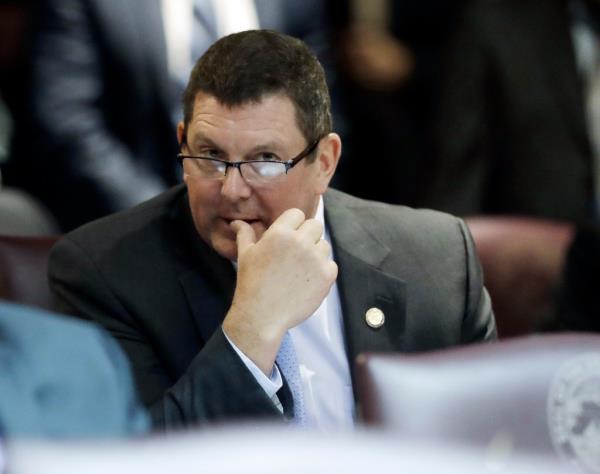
177,137,322,177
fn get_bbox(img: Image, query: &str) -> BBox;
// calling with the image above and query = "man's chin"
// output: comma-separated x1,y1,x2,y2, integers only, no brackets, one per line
211,238,238,262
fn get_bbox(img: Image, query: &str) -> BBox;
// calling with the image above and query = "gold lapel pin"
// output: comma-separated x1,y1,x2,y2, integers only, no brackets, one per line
365,307,385,329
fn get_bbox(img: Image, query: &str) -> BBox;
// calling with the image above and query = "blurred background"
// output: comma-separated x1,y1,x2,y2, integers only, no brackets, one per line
1,3,599,471
0,0,599,334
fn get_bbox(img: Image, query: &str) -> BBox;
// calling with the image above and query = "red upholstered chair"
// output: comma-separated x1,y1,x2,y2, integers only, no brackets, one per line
0,235,60,311
356,334,600,464
465,217,574,338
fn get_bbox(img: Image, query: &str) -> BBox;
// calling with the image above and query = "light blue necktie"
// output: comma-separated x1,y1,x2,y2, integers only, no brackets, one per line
192,0,218,63
276,332,306,425
168,0,218,128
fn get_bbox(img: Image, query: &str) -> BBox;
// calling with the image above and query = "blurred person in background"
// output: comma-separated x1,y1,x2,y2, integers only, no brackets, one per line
330,0,463,207
0,300,149,438
0,0,29,151
0,0,58,235
3,0,330,232
425,0,600,222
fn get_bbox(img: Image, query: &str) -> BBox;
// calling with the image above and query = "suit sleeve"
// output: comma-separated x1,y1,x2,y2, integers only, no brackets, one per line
457,218,497,342
48,237,282,430
423,6,493,215
27,0,166,214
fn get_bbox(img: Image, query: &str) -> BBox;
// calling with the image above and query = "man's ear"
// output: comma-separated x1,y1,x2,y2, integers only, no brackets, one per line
177,122,189,183
177,122,185,147
314,133,342,194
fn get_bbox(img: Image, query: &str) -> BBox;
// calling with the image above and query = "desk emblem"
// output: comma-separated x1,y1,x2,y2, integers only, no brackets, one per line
547,353,600,473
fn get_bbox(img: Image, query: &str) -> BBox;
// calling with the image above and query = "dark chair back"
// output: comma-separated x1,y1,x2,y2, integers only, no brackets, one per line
465,217,574,337
0,235,59,311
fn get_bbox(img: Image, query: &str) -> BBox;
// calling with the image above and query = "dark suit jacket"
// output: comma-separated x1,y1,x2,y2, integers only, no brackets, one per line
424,0,594,222
5,0,330,231
0,301,149,438
48,186,496,429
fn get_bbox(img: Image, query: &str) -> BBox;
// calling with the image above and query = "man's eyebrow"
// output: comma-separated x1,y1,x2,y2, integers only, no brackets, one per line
190,135,221,149
246,142,285,156
188,136,287,159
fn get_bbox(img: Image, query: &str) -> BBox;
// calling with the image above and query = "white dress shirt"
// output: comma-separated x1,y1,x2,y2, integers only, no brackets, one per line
224,197,355,431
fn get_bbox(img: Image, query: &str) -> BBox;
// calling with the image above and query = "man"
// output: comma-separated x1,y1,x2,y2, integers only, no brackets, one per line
0,300,149,438
424,0,596,222
49,30,496,430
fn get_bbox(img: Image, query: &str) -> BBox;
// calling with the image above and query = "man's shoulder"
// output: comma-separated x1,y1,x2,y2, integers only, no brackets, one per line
324,188,468,258
0,300,130,397
0,301,150,437
61,185,187,250
0,301,111,349
325,188,460,229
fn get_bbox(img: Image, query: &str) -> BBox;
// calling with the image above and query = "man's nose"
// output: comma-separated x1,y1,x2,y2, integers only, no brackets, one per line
220,165,252,200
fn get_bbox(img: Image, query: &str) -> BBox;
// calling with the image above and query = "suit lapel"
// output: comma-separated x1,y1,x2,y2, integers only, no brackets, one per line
324,191,407,369
179,264,235,344
175,191,236,344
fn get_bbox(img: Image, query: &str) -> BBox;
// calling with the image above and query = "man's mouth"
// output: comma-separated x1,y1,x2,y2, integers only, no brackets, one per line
222,217,260,226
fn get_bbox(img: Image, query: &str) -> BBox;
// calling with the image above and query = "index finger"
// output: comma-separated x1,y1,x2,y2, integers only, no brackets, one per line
231,219,257,255
270,208,306,231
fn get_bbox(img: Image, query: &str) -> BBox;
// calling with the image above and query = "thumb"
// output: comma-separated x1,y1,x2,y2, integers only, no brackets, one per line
230,220,256,255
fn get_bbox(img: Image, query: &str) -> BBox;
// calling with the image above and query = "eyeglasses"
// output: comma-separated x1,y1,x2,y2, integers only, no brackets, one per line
177,138,321,187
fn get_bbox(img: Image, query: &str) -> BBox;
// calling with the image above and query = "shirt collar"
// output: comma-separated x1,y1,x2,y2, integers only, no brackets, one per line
315,195,331,245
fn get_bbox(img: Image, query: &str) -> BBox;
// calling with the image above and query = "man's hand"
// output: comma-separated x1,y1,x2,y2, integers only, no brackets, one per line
222,208,338,375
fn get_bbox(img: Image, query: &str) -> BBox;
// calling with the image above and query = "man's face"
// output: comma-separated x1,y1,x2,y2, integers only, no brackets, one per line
178,92,339,261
